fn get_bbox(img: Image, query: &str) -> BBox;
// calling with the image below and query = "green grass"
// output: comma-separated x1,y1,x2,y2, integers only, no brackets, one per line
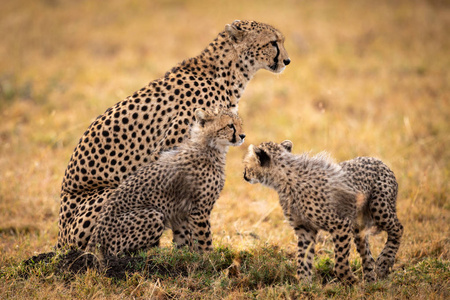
1,0,449,299
2,246,448,299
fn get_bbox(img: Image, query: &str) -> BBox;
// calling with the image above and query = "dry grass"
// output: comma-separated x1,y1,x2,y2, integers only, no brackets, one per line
1,0,449,299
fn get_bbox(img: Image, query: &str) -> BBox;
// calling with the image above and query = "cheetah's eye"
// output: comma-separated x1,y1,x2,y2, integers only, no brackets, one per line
228,124,235,130
271,41,277,47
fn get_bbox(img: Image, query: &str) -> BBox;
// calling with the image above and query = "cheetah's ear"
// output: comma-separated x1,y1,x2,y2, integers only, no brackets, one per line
281,140,293,152
195,108,213,127
254,147,271,167
225,20,245,43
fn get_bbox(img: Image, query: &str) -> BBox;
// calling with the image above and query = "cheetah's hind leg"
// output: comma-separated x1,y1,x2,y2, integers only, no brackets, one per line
111,209,166,256
87,208,166,265
370,198,403,278
374,215,403,278
85,224,108,269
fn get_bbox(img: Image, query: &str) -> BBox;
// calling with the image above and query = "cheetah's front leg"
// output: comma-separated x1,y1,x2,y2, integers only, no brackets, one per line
189,208,213,252
331,218,358,285
294,224,318,283
172,217,193,250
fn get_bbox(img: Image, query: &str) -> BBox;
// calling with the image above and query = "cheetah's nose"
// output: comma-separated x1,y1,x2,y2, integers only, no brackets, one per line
283,58,291,66
239,134,246,140
243,170,250,182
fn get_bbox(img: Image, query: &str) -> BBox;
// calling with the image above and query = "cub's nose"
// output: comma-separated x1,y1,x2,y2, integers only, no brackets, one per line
239,134,246,140
243,170,250,182
283,58,291,66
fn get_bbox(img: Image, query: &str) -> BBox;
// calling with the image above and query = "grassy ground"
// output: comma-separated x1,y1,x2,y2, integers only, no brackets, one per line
1,0,449,299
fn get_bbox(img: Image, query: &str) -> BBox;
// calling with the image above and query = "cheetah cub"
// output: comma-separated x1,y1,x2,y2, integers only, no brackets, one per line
243,140,403,284
87,108,245,262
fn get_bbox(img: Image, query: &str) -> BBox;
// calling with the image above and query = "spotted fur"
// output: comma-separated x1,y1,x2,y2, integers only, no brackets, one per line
86,108,244,262
57,20,290,249
243,141,403,284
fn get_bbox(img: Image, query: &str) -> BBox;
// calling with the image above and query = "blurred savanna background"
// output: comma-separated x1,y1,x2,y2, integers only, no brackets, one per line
0,0,449,299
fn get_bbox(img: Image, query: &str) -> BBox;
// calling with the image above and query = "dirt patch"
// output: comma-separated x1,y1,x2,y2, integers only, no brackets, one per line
24,250,142,280
23,250,188,280
59,250,141,279
23,251,57,265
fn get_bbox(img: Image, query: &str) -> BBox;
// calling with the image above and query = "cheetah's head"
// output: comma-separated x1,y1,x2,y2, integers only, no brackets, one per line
193,108,245,150
225,20,290,74
243,140,293,184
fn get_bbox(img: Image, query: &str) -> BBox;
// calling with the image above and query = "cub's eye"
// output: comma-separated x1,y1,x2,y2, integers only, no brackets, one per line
228,124,235,129
271,41,277,47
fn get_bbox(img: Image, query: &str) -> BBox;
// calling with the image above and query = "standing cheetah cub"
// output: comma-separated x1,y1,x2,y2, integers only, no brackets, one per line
243,140,403,284
87,108,245,262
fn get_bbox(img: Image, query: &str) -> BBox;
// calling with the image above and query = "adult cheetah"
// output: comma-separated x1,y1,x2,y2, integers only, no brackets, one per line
57,20,290,249
243,141,403,284
87,108,245,262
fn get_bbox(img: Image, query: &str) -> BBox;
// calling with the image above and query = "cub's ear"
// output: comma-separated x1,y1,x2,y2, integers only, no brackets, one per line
225,20,245,43
195,108,212,126
254,147,271,167
281,140,293,152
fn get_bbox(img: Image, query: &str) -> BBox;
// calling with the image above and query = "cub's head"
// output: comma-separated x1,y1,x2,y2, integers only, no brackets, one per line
193,108,245,150
225,20,290,74
243,140,293,184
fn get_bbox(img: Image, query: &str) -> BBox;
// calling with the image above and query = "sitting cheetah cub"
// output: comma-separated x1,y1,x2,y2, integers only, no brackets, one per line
243,140,403,284
87,108,245,262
